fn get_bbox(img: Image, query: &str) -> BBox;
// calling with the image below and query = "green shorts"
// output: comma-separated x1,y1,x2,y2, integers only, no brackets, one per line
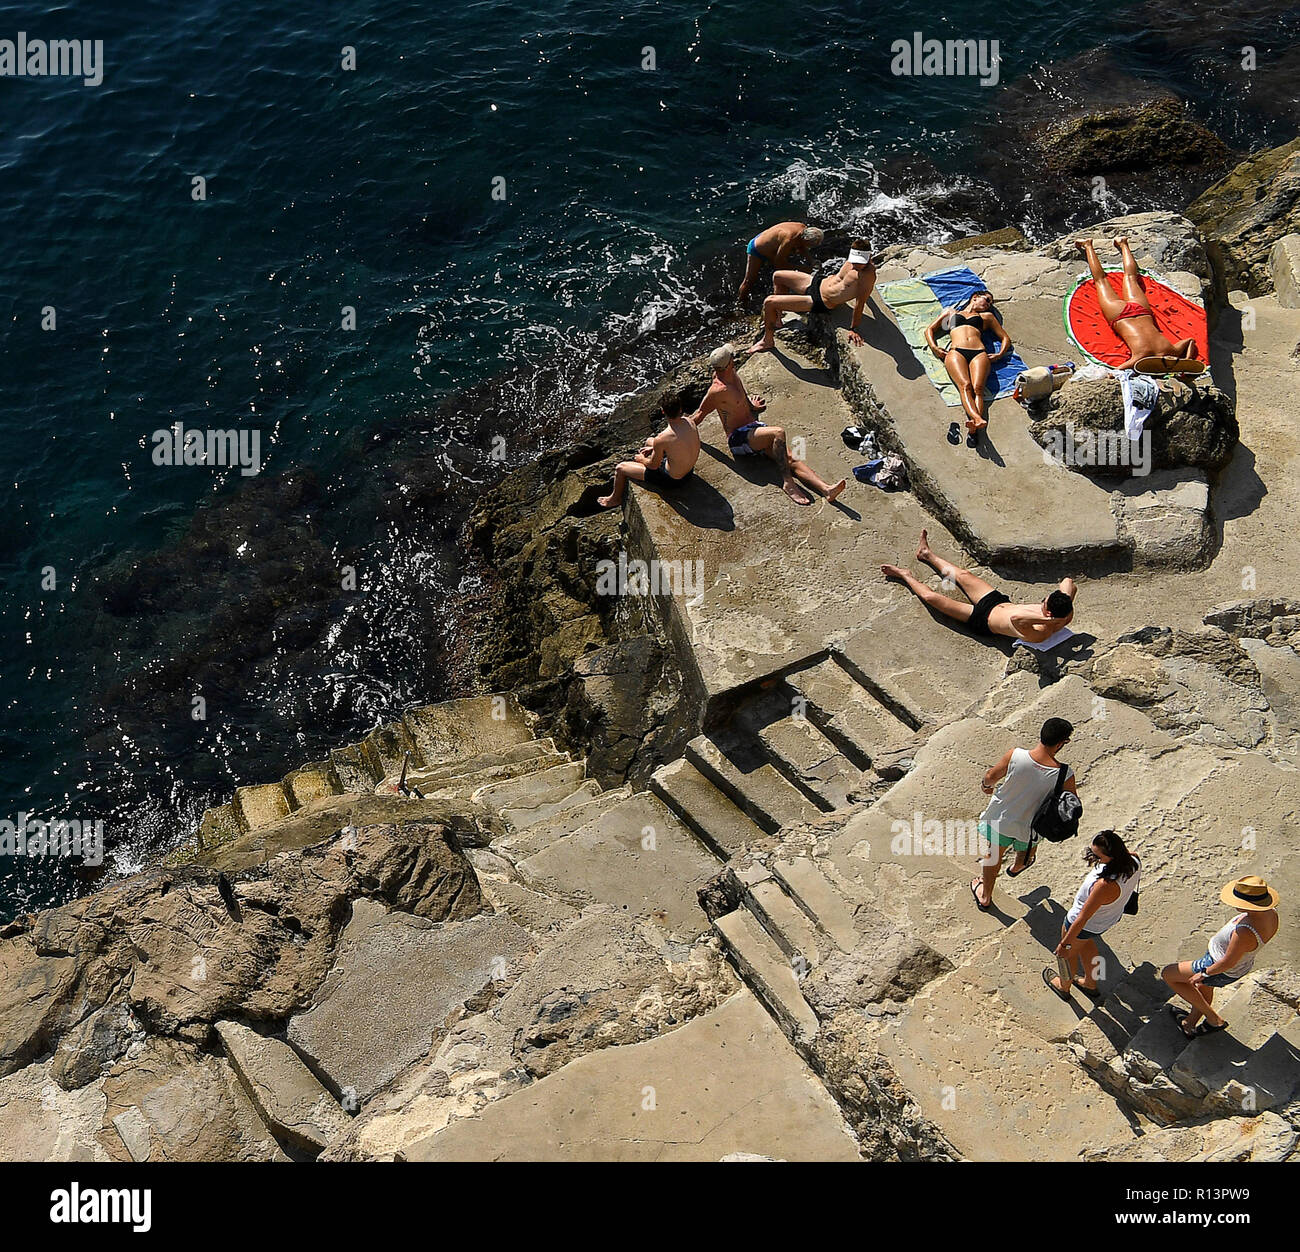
978,820,1031,853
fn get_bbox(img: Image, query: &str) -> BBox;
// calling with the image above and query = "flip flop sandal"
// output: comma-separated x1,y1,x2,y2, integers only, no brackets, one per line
1167,1003,1200,1038
1042,967,1071,1001
947,422,961,446
1006,849,1037,878
966,432,979,449
970,879,991,912
1196,1020,1229,1036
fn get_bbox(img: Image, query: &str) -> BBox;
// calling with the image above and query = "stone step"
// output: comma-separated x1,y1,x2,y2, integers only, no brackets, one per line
197,802,240,853
283,761,342,809
783,658,917,769
361,720,420,780
882,957,1136,1160
401,740,568,799
714,908,820,1045
402,693,534,771
232,782,292,833
745,880,826,970
771,857,859,953
517,792,722,939
685,734,822,835
215,1020,352,1156
836,603,1007,730
756,716,861,811
497,785,633,859
649,758,767,860
330,740,382,793
1168,972,1300,1109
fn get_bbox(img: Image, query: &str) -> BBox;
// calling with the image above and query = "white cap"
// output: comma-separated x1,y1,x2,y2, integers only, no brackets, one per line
848,248,871,265
708,345,734,372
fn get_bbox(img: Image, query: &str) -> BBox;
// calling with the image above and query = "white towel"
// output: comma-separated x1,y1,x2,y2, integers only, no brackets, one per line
1118,370,1157,441
1014,626,1075,652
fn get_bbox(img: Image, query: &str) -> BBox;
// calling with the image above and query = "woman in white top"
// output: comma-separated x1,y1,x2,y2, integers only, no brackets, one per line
1162,875,1281,1038
1043,829,1140,1001
972,717,1078,910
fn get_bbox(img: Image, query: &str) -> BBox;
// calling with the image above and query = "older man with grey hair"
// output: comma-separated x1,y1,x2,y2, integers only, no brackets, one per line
691,345,846,506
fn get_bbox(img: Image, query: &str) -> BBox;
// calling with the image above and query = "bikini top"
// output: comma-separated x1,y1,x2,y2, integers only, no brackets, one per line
951,311,984,329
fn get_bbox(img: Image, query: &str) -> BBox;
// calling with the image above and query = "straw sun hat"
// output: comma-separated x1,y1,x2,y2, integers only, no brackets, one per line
1219,875,1280,911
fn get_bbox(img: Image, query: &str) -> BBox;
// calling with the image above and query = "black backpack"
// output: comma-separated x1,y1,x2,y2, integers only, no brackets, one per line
1031,764,1082,843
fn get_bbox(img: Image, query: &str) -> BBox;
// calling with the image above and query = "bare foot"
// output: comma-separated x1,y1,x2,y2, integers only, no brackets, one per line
825,478,846,504
965,417,987,434
782,476,812,505
596,493,618,509
1074,238,1093,254
748,338,773,355
881,563,909,581
1112,236,1129,251
916,528,931,563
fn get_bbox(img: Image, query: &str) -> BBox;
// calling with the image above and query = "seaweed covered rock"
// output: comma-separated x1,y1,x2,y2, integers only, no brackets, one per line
1187,137,1300,295
1040,97,1230,177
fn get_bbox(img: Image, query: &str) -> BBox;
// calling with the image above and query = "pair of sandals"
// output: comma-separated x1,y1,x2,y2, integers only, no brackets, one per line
1040,967,1103,1003
1167,1002,1230,1039
946,421,981,449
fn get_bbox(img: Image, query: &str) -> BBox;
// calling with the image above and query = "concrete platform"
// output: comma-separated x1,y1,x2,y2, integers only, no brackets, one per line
404,990,859,1161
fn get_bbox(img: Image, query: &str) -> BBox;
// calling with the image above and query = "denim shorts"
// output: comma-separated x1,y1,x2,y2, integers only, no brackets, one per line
1192,952,1242,988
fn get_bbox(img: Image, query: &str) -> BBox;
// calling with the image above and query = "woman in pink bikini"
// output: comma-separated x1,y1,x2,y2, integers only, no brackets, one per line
1075,236,1204,372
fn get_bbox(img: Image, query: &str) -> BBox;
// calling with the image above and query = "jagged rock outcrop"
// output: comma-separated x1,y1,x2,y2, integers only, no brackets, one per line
1033,375,1239,476
0,818,486,1092
1187,138,1300,295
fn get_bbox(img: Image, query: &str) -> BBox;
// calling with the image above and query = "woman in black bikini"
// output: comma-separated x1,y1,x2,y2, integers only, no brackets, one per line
924,290,1011,436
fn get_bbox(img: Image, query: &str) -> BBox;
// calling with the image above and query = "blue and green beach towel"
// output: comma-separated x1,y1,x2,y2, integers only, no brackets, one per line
878,266,1027,407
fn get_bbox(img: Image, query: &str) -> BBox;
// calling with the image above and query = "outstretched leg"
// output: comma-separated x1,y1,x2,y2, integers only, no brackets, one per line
880,562,977,626
750,294,813,353
967,352,992,431
941,349,982,428
914,528,994,605
1075,238,1127,325
1113,237,1151,310
743,425,811,504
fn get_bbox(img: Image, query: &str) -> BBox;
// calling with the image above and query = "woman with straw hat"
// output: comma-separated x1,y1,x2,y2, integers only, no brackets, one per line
1161,875,1280,1039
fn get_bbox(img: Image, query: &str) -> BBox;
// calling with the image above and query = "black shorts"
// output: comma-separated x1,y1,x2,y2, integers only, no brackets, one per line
968,590,1009,637
643,466,685,489
808,277,828,316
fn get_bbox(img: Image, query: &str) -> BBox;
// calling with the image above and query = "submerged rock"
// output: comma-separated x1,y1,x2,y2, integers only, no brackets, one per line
1040,97,1230,177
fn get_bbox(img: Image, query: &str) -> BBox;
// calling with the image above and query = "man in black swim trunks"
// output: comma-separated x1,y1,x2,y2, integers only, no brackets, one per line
882,529,1077,643
749,239,876,354
598,395,701,509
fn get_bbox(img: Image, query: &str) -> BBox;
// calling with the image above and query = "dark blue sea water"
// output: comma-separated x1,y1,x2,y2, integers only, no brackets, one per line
2,0,1297,919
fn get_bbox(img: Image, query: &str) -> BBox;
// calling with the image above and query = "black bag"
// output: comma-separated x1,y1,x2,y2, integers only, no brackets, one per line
1030,764,1082,843
1125,893,1140,916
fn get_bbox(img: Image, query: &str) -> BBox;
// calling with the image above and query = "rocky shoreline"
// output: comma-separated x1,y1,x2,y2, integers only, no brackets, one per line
3,134,1300,1163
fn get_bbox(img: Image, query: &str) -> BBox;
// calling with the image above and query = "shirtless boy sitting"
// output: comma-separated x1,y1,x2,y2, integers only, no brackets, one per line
882,530,1077,643
1076,236,1203,372
749,240,876,354
692,345,846,506
597,396,701,509
738,221,824,301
